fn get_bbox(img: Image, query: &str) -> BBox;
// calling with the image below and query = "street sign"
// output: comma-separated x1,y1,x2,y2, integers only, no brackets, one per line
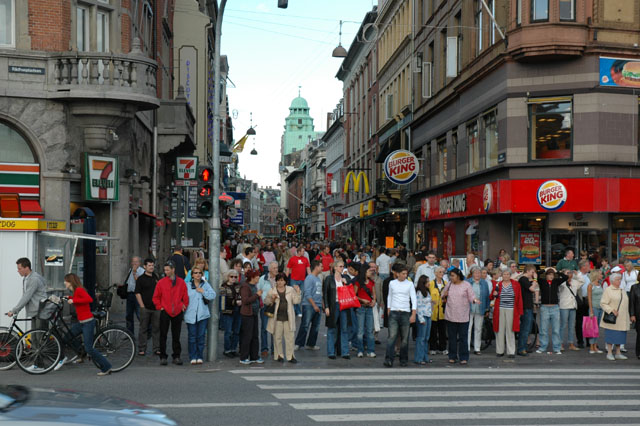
227,207,238,218
176,157,198,179
230,209,244,225
175,180,198,187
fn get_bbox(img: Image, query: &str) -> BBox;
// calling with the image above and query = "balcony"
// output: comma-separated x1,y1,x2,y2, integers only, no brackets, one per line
157,86,195,154
375,178,404,203
507,23,588,62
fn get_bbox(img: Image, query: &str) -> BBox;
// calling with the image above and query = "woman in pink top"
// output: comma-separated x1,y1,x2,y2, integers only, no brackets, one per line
442,268,480,365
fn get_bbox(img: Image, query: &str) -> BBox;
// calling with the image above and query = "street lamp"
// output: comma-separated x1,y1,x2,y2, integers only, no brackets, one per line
332,20,348,58
247,112,256,136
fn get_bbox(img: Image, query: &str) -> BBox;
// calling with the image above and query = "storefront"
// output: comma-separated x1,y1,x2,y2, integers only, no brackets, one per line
417,178,640,267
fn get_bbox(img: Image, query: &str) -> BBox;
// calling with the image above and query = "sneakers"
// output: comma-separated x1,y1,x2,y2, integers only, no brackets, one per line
239,359,252,365
615,354,628,360
306,346,320,351
297,313,302,318
255,358,265,364
367,352,376,358
342,355,350,360
442,350,448,355
357,352,364,358
294,345,300,350
190,359,197,365
197,359,203,364
54,356,68,371
429,350,437,355
606,353,615,361
535,349,543,354
97,369,111,376
554,351,562,355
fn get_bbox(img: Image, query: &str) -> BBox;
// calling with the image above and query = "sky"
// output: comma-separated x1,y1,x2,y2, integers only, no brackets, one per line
221,0,377,188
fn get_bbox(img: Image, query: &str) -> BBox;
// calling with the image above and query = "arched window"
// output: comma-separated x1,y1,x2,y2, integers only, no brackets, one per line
0,122,36,163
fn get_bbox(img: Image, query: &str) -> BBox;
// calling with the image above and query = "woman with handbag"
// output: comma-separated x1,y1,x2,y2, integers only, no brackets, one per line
600,273,630,361
184,266,215,365
266,273,301,363
323,260,352,359
586,269,604,354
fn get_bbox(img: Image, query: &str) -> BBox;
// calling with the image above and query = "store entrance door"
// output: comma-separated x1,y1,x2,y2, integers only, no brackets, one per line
577,229,608,263
549,230,607,267
550,232,576,267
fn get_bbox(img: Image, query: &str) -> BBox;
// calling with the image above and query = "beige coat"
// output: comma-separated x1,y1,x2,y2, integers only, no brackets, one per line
266,286,301,334
600,286,630,331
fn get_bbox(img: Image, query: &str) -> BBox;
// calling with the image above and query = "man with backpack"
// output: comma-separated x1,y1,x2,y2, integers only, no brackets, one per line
169,246,191,279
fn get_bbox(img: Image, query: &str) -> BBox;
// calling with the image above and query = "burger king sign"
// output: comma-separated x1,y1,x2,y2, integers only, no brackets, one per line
537,180,567,211
384,150,419,185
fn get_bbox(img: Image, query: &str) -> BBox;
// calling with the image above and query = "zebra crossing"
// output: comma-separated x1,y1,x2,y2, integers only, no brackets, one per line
231,367,640,424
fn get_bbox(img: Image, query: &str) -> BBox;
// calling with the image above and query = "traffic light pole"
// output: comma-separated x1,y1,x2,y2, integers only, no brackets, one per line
207,0,226,363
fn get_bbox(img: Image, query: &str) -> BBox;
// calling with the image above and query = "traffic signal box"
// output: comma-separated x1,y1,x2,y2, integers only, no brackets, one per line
196,165,214,218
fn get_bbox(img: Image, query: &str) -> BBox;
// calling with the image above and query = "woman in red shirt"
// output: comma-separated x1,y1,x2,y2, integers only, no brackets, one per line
64,273,112,376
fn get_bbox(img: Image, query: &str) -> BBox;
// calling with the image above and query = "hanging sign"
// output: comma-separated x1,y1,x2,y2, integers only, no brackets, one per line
285,223,296,234
384,150,418,185
83,154,119,202
518,231,542,265
176,157,198,180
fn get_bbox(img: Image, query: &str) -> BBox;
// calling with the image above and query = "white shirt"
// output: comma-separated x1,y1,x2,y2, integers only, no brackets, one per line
127,266,145,292
415,263,437,284
387,279,417,312
579,272,591,298
621,270,637,292
376,253,391,274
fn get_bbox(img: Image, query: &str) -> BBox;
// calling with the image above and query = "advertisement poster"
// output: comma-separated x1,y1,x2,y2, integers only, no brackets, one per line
96,232,108,256
44,248,64,267
618,231,640,266
443,221,456,259
518,231,542,265
599,57,640,88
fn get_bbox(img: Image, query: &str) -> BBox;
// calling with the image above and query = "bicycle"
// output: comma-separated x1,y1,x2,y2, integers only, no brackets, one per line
0,316,32,371
15,296,136,375
94,285,116,329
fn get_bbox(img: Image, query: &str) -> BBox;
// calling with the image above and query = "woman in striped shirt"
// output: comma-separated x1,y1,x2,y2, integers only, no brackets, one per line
492,269,523,358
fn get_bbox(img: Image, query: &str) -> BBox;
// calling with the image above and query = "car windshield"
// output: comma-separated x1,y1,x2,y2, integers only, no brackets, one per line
0,385,28,412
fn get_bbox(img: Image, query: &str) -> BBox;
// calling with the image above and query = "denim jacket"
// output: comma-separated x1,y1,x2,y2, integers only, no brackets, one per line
184,280,216,324
469,278,490,314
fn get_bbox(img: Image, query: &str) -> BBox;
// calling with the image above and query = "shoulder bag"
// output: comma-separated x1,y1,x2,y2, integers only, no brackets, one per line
117,269,131,300
602,292,623,325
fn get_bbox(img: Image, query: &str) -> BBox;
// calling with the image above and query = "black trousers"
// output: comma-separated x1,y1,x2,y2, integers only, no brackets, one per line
240,314,259,361
636,323,640,357
429,319,448,351
576,299,589,345
159,311,183,359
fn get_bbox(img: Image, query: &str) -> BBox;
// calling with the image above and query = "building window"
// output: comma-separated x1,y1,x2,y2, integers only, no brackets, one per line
455,12,462,73
451,131,458,180
97,11,109,52
529,98,572,160
0,122,36,163
143,0,153,52
559,0,575,21
484,110,498,168
488,0,495,45
0,0,14,48
475,0,483,54
516,0,522,25
467,120,480,173
425,143,431,187
531,0,549,22
76,6,90,51
437,137,447,184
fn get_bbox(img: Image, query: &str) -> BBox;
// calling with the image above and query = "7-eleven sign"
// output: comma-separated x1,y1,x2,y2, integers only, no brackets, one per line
176,157,198,179
84,154,119,201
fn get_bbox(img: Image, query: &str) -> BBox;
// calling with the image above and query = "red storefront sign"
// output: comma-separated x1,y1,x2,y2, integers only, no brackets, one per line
618,232,640,266
421,178,640,221
326,173,333,196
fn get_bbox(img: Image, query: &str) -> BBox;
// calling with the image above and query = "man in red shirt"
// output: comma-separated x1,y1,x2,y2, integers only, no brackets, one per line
315,245,333,280
153,261,189,366
286,246,310,316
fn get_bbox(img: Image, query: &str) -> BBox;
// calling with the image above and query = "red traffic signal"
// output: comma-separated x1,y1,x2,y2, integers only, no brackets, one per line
199,185,212,197
199,167,212,182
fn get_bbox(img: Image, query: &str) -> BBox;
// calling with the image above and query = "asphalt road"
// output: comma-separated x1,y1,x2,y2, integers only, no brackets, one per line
2,320,639,425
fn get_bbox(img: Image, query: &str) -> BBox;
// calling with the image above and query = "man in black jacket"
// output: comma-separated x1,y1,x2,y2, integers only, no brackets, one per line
536,268,569,355
169,246,191,279
628,281,640,360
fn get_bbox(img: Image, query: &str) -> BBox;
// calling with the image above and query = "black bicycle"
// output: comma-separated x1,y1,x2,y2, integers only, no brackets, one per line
0,316,32,371
15,297,136,375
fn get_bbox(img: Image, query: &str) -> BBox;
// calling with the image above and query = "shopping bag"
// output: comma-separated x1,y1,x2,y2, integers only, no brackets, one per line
582,315,599,338
337,285,361,311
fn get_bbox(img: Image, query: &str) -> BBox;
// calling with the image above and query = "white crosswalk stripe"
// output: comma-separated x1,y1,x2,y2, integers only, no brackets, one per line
233,367,640,423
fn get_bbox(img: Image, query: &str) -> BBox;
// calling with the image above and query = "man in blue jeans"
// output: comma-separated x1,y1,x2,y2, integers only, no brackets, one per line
517,265,538,356
536,268,568,354
295,261,323,350
286,245,311,317
384,264,416,367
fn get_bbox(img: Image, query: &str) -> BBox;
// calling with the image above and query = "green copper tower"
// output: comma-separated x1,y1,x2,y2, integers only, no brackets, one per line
281,89,322,165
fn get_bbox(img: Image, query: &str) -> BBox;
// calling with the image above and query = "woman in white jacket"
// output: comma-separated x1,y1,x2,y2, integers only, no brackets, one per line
558,265,584,351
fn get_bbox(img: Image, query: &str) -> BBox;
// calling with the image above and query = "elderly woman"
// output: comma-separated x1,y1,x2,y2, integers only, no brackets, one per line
428,266,448,355
441,268,481,365
587,268,604,354
467,266,490,355
266,273,302,363
600,273,630,361
492,269,524,358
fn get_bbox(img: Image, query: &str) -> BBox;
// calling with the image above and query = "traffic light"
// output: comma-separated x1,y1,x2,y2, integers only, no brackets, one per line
196,165,213,218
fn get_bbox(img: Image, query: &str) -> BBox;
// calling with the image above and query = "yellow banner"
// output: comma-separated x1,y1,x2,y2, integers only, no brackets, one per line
0,219,66,231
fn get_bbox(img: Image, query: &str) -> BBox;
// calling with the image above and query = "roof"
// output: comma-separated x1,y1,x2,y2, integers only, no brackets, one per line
290,96,309,110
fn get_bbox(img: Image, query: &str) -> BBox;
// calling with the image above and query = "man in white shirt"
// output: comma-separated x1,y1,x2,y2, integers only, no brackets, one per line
376,248,391,281
384,264,416,368
415,251,438,285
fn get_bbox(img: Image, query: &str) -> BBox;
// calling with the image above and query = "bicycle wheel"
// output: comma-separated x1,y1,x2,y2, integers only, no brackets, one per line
0,329,20,371
16,329,61,375
93,326,135,372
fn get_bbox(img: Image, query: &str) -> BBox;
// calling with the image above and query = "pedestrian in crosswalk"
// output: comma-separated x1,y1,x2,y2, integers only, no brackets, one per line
414,276,435,365
323,260,351,359
266,273,301,363
384,263,416,368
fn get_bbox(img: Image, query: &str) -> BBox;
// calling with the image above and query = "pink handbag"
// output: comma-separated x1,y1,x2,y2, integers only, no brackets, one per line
582,315,599,338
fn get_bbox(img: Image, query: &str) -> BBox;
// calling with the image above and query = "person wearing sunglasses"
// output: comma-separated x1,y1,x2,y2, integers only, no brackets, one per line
220,270,242,357
184,266,215,365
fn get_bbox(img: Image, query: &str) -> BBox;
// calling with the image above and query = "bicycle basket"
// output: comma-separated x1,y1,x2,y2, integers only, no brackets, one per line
96,290,113,309
37,298,60,321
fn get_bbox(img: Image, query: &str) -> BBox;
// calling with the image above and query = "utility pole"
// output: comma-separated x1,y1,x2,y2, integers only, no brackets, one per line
207,0,227,363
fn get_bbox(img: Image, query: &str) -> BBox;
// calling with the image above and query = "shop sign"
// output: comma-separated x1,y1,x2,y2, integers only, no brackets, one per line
518,231,541,265
618,232,640,266
343,171,370,194
384,150,419,185
0,219,66,231
421,182,497,221
421,198,430,220
385,236,395,249
176,157,198,180
537,180,567,211
483,184,492,213
599,57,640,89
285,224,296,234
439,193,466,215
548,213,608,230
84,154,119,202
230,209,244,225
326,173,333,195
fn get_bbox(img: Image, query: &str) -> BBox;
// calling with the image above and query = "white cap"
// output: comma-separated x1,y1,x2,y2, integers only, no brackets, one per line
611,266,622,273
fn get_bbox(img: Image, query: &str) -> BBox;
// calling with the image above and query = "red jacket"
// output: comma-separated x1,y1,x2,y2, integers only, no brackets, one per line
70,287,94,322
153,276,189,317
492,279,524,333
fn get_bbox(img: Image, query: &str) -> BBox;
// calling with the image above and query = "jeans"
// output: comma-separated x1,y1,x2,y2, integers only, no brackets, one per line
539,305,561,352
159,311,183,360
239,314,259,361
379,273,390,281
260,306,271,353
414,317,432,363
350,308,358,347
295,304,321,348
289,279,304,316
589,307,603,345
517,309,534,353
327,302,350,357
355,306,375,354
125,292,140,336
385,311,411,364
221,309,241,353
447,321,470,362
187,318,208,361
560,308,576,346
69,319,112,373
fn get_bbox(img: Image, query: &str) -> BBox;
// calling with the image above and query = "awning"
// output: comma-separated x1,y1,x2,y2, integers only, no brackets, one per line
139,210,159,220
330,216,355,229
20,199,44,218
